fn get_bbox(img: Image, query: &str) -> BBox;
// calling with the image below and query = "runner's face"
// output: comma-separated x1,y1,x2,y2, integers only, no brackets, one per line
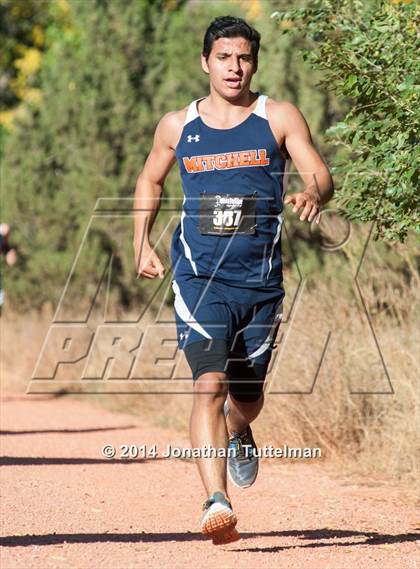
201,37,257,99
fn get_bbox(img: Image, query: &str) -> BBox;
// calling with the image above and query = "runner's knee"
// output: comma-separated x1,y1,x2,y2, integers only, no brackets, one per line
193,371,229,402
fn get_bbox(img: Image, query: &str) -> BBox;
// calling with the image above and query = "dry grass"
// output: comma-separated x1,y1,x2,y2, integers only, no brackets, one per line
1,228,418,482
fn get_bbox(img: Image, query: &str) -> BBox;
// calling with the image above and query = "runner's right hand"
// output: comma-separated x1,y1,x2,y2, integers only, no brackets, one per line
134,244,165,279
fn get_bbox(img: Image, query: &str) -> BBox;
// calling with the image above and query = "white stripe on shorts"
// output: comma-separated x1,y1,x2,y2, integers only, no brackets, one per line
248,301,283,360
172,279,212,340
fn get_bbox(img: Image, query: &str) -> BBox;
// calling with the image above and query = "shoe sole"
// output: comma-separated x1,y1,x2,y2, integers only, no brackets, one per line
211,526,241,545
201,503,240,545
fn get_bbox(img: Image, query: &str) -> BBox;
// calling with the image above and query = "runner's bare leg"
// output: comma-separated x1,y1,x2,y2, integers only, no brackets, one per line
226,393,264,435
190,371,229,498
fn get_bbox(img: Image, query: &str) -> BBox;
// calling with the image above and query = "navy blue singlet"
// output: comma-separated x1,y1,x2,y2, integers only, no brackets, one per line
170,93,289,288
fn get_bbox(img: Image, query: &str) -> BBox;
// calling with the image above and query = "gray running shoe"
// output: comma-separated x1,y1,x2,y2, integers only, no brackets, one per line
224,400,259,488
200,491,240,545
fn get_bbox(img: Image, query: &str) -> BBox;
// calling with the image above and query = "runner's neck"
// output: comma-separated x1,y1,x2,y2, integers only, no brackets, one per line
197,91,260,130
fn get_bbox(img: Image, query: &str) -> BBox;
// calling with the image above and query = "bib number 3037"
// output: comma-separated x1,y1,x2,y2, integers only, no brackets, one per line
199,191,257,236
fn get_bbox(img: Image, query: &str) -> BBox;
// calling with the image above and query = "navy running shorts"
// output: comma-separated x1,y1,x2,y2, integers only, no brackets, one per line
172,275,284,402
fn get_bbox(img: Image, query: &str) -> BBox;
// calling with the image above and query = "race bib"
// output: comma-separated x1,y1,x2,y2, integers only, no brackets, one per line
199,192,257,236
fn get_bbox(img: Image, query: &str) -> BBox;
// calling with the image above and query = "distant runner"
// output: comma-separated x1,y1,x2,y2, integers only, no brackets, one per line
0,223,17,315
133,16,334,545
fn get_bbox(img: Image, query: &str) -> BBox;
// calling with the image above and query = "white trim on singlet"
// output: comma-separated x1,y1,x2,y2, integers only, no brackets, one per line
266,158,291,280
184,99,201,125
252,94,267,119
179,196,198,275
172,280,212,340
266,212,283,280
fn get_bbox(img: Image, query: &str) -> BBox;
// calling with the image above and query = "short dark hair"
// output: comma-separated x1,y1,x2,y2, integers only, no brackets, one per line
202,16,261,62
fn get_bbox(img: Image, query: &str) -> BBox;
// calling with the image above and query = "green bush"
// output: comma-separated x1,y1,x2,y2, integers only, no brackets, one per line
272,0,419,241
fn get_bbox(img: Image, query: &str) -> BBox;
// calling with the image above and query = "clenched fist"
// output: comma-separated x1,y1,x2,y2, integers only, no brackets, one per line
134,242,165,279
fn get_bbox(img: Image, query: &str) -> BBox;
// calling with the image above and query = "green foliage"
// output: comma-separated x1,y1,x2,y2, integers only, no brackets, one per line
255,1,346,157
0,0,240,311
272,0,420,241
0,0,50,108
0,0,72,160
2,0,170,309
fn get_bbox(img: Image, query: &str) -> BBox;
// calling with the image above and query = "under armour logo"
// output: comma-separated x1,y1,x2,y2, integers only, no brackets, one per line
179,331,188,341
187,134,200,143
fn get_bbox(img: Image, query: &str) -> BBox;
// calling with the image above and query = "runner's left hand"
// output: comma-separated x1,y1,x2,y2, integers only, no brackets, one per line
284,190,321,223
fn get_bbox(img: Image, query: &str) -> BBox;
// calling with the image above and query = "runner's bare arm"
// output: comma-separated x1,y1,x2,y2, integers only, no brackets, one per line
133,111,184,278
267,100,334,223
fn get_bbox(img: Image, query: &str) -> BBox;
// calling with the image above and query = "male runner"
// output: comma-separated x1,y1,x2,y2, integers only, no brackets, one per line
133,16,333,545
0,223,17,315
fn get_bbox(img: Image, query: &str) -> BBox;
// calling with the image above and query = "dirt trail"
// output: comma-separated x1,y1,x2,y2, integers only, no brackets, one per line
0,393,418,569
